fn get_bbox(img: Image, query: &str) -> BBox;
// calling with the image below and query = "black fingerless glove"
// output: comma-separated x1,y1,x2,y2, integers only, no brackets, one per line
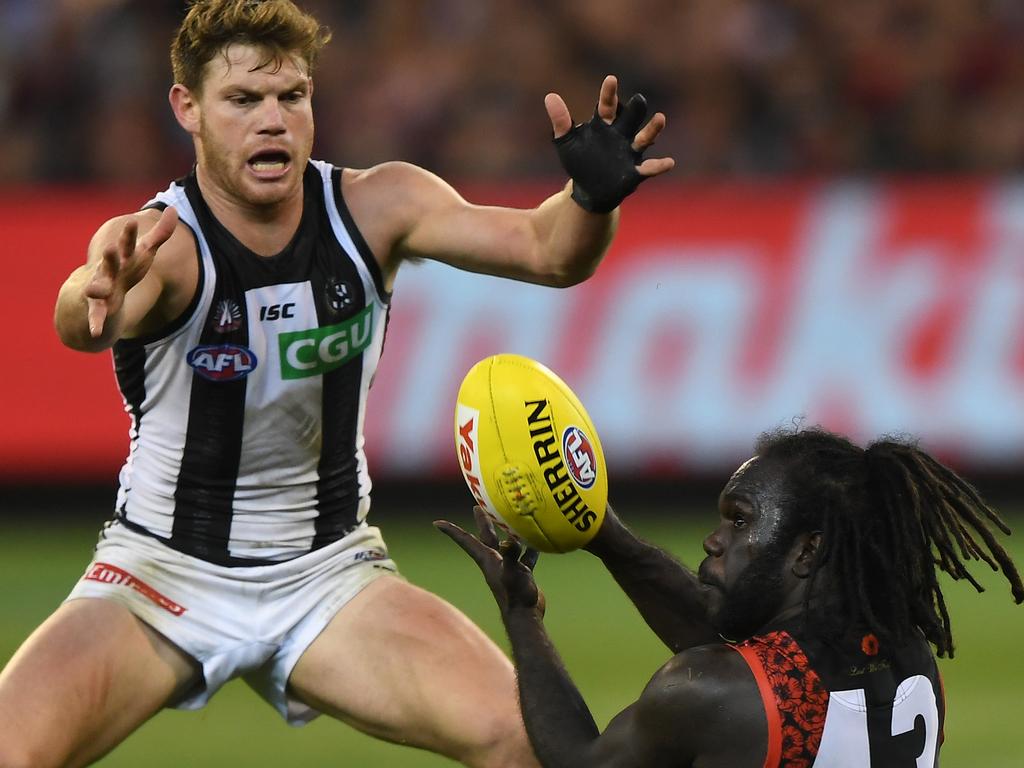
553,93,648,214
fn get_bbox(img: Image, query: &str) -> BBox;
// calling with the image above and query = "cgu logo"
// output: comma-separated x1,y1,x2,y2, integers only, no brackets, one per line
562,426,597,489
278,305,373,380
186,344,258,382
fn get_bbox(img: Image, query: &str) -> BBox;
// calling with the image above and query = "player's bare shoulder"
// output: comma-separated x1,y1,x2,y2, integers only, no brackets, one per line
640,645,767,766
91,207,199,340
137,208,198,338
89,208,195,272
340,162,463,283
342,161,452,213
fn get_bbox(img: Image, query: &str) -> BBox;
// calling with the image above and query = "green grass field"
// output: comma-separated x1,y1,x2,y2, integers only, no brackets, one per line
2,508,1021,766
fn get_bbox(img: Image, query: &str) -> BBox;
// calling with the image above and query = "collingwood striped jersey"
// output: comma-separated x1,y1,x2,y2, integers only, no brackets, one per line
111,160,390,566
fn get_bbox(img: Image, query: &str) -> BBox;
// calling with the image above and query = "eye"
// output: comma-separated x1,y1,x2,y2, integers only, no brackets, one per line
732,515,747,529
282,91,303,103
229,94,255,106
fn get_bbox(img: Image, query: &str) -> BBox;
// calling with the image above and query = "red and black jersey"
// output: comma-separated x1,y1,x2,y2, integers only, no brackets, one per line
732,627,944,767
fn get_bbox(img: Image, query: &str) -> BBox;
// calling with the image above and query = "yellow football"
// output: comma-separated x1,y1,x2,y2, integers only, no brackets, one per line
454,354,607,553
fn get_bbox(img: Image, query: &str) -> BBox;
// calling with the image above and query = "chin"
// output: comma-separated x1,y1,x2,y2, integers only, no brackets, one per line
711,616,759,643
245,186,292,207
240,174,300,207
709,593,779,641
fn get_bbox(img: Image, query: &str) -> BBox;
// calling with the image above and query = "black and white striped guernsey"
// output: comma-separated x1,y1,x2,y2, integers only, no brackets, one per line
111,160,390,566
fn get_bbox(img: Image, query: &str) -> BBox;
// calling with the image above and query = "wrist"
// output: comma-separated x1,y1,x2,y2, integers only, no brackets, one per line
568,181,620,215
584,509,638,559
503,601,546,627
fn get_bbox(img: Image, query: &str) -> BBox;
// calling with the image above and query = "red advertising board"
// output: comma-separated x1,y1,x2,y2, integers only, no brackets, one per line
2,181,1022,482
1,186,160,481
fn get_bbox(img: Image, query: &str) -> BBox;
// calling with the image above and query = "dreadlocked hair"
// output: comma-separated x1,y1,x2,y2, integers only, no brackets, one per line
755,426,1022,658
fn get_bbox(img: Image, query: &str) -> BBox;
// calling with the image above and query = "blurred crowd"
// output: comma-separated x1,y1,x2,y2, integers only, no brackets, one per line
2,0,1024,184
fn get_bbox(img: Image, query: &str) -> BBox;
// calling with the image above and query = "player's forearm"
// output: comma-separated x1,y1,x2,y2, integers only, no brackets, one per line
503,606,601,768
530,184,618,287
587,513,719,652
54,266,123,352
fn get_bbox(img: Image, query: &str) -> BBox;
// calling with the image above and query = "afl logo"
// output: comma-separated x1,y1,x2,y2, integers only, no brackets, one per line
186,344,258,382
562,426,597,489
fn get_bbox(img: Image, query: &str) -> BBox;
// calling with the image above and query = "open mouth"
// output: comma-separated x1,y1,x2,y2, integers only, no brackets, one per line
247,150,291,175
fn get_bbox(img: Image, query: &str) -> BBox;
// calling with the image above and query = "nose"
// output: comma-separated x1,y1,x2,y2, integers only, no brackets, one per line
258,98,286,135
703,529,723,557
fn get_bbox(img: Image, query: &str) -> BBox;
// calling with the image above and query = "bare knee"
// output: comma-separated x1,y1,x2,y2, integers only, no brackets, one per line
442,679,540,768
460,658,539,767
451,701,539,768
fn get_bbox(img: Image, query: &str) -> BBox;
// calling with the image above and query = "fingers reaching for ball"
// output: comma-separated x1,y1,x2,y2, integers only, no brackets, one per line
435,508,543,614
520,544,540,572
473,505,501,549
434,507,531,564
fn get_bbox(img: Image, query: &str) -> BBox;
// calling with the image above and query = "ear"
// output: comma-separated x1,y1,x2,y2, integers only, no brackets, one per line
791,531,822,579
169,84,201,135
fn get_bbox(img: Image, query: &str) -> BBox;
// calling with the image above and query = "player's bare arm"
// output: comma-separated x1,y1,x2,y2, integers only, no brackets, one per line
436,509,766,768
54,206,193,352
584,504,721,652
343,76,674,291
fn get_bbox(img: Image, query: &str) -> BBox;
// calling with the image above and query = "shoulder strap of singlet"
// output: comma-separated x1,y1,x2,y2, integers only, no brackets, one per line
117,177,209,346
731,643,783,768
144,175,201,236
309,159,390,305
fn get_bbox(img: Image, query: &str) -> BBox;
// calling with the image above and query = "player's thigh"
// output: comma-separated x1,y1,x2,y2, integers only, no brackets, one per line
288,575,535,767
0,597,200,768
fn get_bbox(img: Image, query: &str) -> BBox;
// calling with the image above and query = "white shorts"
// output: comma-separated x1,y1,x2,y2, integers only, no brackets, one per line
65,520,398,725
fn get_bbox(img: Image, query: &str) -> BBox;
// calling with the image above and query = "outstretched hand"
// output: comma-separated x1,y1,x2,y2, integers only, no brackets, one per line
435,507,545,617
85,206,179,337
546,75,674,213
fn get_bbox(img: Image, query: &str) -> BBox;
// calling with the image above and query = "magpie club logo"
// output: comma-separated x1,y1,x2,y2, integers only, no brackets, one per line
211,299,242,333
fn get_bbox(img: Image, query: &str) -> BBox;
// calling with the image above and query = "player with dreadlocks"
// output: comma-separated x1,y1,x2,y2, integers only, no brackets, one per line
748,428,1023,659
439,425,1023,767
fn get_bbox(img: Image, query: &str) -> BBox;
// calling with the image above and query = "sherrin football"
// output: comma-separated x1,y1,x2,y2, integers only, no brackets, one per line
455,354,607,553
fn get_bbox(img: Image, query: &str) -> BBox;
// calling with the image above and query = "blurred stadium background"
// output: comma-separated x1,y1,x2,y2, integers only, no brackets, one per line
1,1,1022,765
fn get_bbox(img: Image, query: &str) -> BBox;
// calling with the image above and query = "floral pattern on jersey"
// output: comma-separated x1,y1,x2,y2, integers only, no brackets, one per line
739,630,829,768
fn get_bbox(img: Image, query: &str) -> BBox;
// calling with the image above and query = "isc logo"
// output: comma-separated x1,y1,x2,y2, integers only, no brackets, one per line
562,426,597,489
186,344,258,382
260,303,295,321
